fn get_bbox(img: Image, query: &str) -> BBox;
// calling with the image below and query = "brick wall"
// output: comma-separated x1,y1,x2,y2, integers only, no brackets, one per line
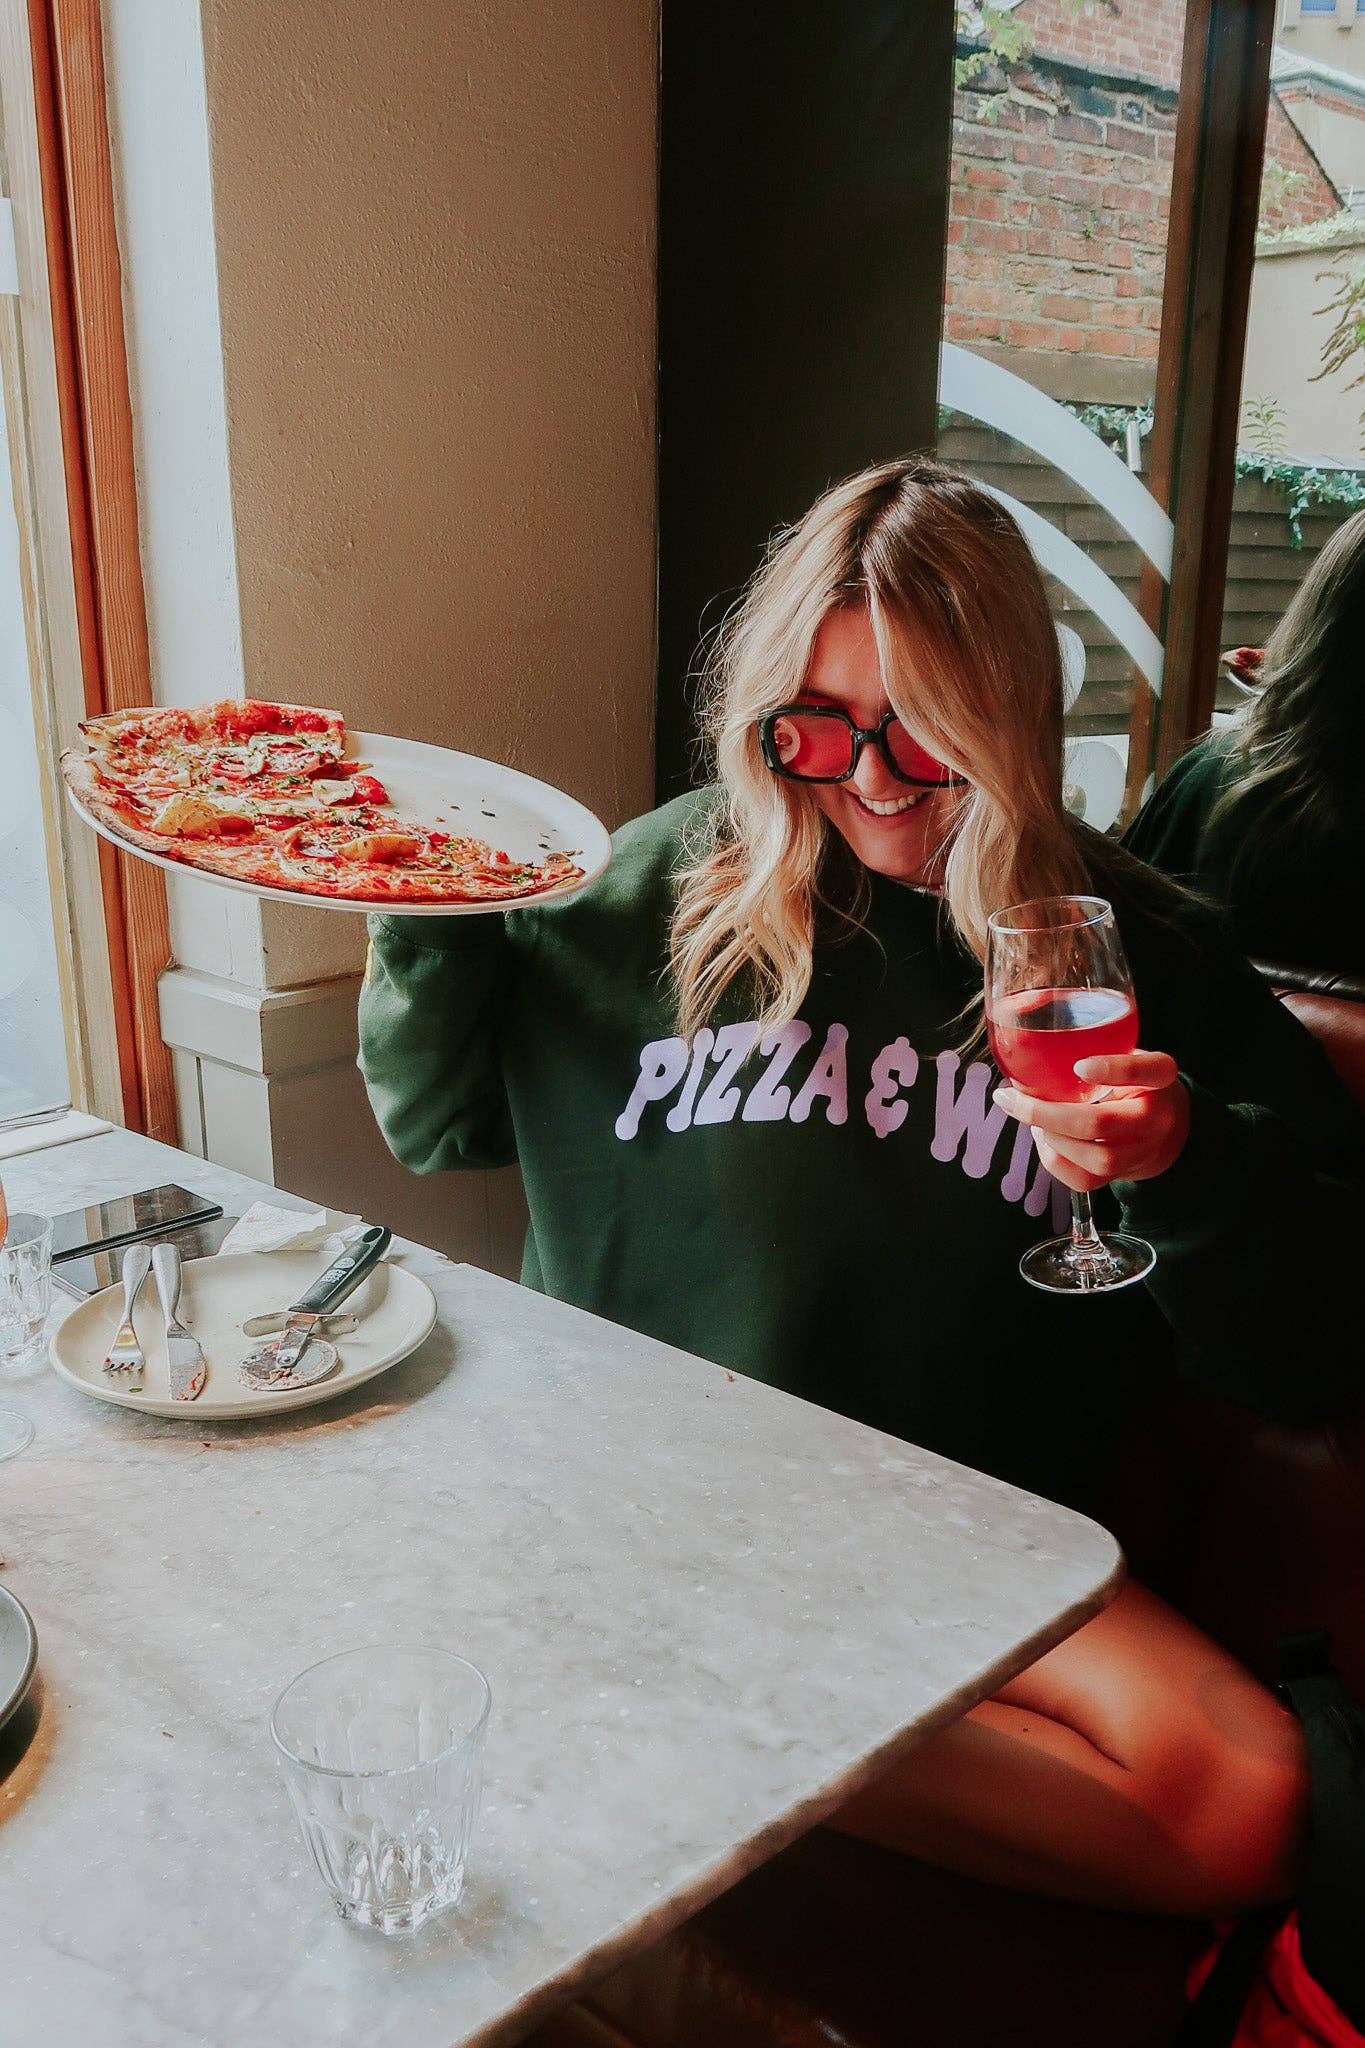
1022,0,1185,91
948,0,1341,389
946,79,1174,366
937,421,1354,731
1258,97,1342,234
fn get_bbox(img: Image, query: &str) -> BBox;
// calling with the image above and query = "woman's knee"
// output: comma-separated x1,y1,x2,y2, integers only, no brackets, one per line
1140,1701,1307,1916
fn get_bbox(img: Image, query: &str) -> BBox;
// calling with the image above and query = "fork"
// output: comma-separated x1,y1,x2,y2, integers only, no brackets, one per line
103,1242,151,1390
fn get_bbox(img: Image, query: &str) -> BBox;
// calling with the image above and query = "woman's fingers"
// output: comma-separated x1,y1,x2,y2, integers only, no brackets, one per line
995,1050,1192,1187
1030,1125,1132,1181
1030,1134,1110,1195
994,1085,1147,1144
1073,1050,1179,1091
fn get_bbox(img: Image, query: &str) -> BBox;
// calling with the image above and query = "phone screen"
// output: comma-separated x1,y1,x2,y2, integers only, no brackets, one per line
49,1185,224,1263
52,1214,238,1299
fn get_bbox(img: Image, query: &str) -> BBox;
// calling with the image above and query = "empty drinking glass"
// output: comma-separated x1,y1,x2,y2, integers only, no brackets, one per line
0,1210,52,1378
272,1645,491,1935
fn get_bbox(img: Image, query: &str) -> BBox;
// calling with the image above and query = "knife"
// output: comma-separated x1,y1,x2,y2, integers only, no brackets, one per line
262,1225,391,1376
152,1241,207,1401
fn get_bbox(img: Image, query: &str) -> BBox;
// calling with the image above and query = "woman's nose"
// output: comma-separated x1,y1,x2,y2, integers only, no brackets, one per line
849,737,899,798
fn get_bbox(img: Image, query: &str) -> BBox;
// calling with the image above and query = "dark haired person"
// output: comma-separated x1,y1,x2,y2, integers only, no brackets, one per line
1126,507,1365,972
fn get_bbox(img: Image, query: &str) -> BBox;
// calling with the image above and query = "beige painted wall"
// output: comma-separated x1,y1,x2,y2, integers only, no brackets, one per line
1244,236,1365,463
1277,8,1365,81
199,0,657,862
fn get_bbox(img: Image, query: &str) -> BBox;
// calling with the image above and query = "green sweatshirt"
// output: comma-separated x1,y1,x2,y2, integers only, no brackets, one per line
359,790,1364,1514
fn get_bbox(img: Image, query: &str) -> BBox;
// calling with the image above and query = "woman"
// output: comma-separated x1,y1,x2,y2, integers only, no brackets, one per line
361,459,1363,1919
1126,505,1365,971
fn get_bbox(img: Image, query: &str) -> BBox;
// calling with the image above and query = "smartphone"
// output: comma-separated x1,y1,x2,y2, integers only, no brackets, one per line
49,1184,224,1265
52,1213,238,1300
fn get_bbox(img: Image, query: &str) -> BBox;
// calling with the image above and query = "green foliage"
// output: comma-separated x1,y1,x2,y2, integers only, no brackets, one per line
1313,262,1365,389
1258,210,1362,253
1257,163,1310,230
1065,401,1153,442
954,3,1032,89
1241,395,1287,457
954,0,1117,95
1236,453,1365,546
1309,261,1365,454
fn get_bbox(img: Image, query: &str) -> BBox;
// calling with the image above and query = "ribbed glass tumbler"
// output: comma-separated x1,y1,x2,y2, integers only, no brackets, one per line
272,1645,491,1935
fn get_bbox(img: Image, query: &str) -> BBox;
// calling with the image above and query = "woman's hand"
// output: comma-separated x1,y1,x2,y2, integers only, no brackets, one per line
994,1051,1191,1195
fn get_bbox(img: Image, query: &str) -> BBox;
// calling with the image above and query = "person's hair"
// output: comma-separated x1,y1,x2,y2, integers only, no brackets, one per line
1211,504,1365,892
669,456,1097,1037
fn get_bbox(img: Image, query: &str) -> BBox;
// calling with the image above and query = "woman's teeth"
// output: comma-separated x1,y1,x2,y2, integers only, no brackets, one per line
853,792,925,816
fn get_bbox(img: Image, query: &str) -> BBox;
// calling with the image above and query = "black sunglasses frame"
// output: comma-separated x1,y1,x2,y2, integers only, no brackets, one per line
757,703,968,788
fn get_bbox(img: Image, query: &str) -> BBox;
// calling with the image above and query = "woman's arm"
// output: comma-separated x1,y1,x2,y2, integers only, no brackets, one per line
358,912,524,1172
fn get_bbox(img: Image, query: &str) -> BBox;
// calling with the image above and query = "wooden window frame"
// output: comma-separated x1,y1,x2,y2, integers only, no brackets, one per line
1124,0,1280,809
5,0,175,1140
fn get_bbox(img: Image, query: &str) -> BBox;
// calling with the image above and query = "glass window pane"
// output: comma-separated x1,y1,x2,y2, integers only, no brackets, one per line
1225,9,1365,723
939,1,1190,828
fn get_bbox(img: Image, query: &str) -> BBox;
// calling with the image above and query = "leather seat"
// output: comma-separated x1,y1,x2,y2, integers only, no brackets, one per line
537,966,1365,2048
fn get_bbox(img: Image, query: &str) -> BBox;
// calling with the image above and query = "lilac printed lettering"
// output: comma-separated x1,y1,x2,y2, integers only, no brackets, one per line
930,1052,1009,1179
614,1036,690,1140
790,1022,849,1126
865,1036,920,1139
741,1021,812,1123
666,1028,716,1133
693,1022,761,1127
1000,1116,1064,1219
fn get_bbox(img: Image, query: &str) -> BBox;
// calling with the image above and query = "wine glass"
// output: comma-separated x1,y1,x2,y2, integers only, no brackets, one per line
987,895,1155,1294
0,1180,36,1459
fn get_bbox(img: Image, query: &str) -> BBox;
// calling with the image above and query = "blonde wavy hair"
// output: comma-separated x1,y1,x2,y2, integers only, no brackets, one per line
670,457,1093,1037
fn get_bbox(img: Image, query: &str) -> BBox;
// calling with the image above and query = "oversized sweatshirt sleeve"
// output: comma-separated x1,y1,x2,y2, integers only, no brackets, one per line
1114,907,1365,1423
358,912,523,1172
1120,741,1215,883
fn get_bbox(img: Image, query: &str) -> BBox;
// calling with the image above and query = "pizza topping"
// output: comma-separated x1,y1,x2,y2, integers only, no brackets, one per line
150,792,249,839
65,700,586,906
336,831,425,864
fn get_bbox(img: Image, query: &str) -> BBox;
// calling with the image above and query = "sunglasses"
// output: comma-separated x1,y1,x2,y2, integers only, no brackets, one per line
757,702,967,787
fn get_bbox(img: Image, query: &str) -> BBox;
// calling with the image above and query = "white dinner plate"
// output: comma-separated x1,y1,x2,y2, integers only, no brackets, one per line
49,1250,438,1419
65,726,613,916
0,1584,37,1733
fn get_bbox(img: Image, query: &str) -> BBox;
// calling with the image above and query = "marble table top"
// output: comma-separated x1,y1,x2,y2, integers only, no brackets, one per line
0,1131,1122,2047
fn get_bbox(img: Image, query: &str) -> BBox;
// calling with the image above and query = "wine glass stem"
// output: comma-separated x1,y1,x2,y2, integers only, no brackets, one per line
1069,1190,1106,1259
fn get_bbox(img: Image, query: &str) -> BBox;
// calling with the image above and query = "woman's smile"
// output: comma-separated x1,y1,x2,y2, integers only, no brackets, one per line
850,790,927,818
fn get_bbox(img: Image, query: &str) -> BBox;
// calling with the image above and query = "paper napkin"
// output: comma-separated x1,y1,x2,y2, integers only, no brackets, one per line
219,1201,362,1256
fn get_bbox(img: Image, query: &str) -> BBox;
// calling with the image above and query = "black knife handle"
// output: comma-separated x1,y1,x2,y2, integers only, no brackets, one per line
290,1225,391,1316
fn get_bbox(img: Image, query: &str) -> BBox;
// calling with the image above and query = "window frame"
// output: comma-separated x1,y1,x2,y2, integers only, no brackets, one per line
0,0,174,1139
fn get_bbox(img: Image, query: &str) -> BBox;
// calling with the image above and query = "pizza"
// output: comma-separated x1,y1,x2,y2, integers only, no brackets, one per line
1222,645,1265,684
61,700,584,906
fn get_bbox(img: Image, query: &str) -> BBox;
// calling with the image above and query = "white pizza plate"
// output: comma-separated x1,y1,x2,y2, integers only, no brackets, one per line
49,1249,438,1419
64,726,613,915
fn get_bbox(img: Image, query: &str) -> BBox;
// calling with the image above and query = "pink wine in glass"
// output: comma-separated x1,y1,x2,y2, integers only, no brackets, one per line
988,986,1138,1104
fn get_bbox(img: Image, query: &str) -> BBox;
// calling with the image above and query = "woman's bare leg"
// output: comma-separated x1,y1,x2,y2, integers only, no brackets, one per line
832,1581,1306,1918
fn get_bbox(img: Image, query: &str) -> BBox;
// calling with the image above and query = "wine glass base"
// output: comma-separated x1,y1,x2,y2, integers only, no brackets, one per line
0,1405,33,1461
1019,1231,1155,1296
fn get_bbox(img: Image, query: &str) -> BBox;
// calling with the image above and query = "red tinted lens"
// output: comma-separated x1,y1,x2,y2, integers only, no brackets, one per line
885,720,959,784
770,712,854,778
